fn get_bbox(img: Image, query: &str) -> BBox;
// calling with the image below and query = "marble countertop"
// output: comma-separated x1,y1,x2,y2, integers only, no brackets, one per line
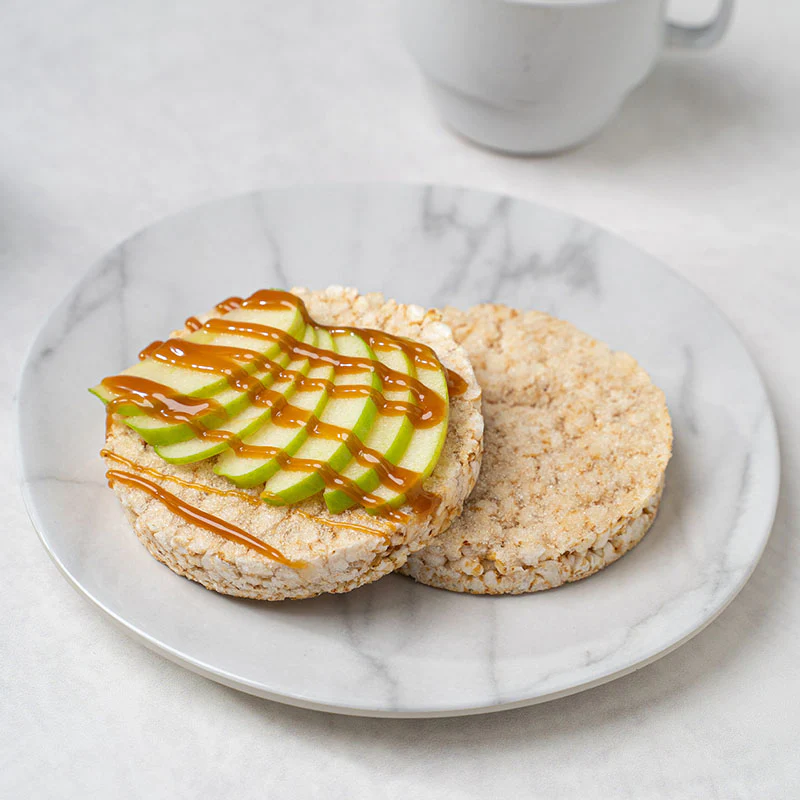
2,0,797,797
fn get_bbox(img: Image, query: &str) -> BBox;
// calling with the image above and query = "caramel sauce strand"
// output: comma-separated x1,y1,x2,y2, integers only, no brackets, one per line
201,317,446,424
101,449,262,506
100,376,422,497
106,469,304,567
138,340,163,361
118,339,434,429
132,324,443,428
104,376,227,427
328,327,442,372
404,483,441,516
229,437,410,514
215,296,244,314
237,290,447,375
292,508,392,539
137,313,204,361
445,368,467,397
101,450,392,539
231,419,419,491
149,339,266,395
101,289,451,518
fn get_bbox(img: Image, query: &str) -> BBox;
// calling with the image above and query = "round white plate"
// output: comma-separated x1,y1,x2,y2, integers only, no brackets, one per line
18,184,779,717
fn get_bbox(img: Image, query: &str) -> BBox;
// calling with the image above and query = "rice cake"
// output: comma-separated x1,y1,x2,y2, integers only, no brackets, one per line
400,304,672,595
102,287,484,601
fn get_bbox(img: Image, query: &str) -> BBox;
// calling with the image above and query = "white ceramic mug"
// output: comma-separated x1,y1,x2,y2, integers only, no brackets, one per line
399,0,735,154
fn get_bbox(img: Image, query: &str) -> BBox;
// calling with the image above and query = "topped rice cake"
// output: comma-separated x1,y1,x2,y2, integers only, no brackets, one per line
101,287,483,601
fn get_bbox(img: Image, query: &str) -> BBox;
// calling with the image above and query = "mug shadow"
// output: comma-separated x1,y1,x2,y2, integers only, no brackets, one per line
562,53,768,165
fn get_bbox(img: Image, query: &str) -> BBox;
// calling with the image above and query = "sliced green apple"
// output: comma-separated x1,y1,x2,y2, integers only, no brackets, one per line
214,328,337,488
153,325,318,465
91,289,453,516
322,345,416,514
366,360,449,513
259,330,381,506
90,304,305,446
90,304,305,409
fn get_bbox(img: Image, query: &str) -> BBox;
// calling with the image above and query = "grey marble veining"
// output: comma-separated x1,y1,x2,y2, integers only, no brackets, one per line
17,184,779,716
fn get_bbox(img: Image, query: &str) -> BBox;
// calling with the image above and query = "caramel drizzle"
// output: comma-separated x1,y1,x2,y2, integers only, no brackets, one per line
102,448,262,506
445,367,467,398
109,397,438,531
254,443,435,524
105,469,304,567
215,297,246,314
100,289,451,530
138,340,163,361
102,371,429,512
292,508,394,539
242,292,444,368
200,318,444,425
104,375,226,433
230,291,468,395
101,448,393,540
142,333,436,428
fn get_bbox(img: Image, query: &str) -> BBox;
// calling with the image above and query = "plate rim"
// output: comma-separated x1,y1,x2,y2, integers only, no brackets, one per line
16,181,781,718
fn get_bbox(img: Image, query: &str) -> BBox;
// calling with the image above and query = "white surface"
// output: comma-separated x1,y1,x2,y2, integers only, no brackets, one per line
17,184,778,717
1,0,798,795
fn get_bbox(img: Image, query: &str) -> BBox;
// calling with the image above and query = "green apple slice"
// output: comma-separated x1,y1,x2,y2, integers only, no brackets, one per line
90,305,305,446
322,346,417,514
153,325,318,464
90,304,305,410
259,330,381,506
214,328,337,488
367,360,449,513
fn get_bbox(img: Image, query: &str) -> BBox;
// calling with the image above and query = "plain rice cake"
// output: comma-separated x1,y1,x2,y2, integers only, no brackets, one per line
400,303,672,595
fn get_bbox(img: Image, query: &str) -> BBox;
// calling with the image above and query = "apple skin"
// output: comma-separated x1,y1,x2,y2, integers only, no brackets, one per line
92,296,452,516
153,325,317,464
364,362,449,514
214,327,337,488
259,330,381,506
323,345,416,514
90,306,305,446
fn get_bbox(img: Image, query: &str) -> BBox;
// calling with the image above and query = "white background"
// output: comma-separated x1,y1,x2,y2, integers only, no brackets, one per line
2,1,798,797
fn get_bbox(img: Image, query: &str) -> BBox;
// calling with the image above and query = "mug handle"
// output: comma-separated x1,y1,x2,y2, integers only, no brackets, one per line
666,0,735,49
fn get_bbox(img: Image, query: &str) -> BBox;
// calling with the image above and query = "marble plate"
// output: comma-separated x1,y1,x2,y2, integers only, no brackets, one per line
18,184,779,717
